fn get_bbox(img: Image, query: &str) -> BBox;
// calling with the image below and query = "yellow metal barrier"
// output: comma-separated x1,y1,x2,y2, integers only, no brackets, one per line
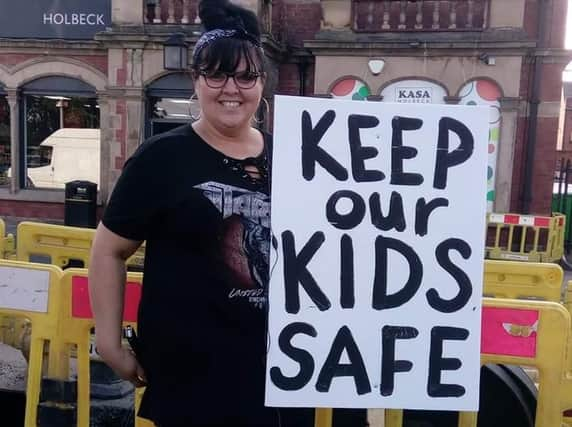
481,298,571,427
385,298,571,427
0,259,64,427
0,218,5,257
315,408,333,427
483,260,563,302
486,212,565,263
59,268,147,427
16,220,145,270
561,281,572,427
4,254,569,426
17,221,95,268
0,217,15,259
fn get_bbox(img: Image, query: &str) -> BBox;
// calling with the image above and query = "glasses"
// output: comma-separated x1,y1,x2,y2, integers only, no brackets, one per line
199,70,261,89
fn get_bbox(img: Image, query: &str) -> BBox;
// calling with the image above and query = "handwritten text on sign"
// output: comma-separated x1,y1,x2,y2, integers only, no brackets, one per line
266,96,489,410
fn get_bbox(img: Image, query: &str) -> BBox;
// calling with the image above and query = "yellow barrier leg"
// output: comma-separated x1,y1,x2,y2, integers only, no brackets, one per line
24,337,45,427
135,387,156,427
76,337,91,427
384,409,403,427
458,411,478,427
315,408,333,427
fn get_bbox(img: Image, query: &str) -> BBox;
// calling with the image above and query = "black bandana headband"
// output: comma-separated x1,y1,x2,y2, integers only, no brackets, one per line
192,28,262,65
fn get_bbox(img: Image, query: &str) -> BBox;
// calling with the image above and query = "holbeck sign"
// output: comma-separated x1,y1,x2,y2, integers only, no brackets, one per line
0,0,110,40
266,96,489,411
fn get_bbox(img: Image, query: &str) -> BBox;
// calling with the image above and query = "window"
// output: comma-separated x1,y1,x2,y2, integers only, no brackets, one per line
458,79,502,211
145,72,193,137
0,94,10,186
21,77,99,190
330,78,371,100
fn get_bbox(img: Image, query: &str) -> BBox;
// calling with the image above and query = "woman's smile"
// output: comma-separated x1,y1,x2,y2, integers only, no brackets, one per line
219,100,242,109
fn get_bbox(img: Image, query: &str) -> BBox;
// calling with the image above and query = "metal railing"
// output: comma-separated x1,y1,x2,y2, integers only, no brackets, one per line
143,0,272,33
352,0,490,32
144,0,199,25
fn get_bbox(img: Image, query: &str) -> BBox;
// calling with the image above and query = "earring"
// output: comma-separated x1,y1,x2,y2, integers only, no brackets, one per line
189,93,201,121
253,97,270,125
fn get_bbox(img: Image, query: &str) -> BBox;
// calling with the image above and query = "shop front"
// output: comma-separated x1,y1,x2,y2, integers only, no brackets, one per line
0,0,109,218
318,57,515,212
0,84,10,188
18,76,100,190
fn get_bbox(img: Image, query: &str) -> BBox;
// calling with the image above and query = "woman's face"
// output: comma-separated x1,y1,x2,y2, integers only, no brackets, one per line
195,57,264,132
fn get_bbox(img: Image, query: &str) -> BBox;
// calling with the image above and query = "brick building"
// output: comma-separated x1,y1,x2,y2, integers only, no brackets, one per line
0,0,570,220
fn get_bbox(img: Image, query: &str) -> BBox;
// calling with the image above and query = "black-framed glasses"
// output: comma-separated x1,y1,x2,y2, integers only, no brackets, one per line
199,70,261,89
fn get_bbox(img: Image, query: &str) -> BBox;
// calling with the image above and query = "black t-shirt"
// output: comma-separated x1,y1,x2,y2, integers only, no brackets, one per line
102,124,290,426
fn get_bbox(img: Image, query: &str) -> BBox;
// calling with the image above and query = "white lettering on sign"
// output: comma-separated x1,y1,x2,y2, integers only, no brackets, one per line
43,13,106,26
396,87,433,104
266,95,489,411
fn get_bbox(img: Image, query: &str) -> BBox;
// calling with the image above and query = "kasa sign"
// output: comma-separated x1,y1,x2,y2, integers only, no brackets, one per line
266,96,489,411
0,0,110,40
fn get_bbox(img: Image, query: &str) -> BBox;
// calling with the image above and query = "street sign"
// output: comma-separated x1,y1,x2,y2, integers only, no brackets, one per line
0,0,111,40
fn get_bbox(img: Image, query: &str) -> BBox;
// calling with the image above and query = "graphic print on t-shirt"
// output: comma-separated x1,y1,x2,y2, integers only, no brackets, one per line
194,181,270,309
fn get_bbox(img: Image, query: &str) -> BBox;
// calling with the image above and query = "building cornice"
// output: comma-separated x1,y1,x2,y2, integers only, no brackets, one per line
95,27,288,62
0,38,104,52
303,28,572,61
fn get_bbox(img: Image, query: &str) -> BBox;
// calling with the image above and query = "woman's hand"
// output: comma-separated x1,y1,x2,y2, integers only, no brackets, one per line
99,345,147,388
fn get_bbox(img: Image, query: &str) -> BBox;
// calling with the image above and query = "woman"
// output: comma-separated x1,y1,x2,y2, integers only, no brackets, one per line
89,1,313,426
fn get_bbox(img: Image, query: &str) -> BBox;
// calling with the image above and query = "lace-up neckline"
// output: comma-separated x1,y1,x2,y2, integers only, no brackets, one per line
221,151,269,190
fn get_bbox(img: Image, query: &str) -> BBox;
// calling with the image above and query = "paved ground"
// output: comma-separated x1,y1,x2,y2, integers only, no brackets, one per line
0,343,27,392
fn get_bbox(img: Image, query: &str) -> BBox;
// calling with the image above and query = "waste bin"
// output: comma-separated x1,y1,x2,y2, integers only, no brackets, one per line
65,180,97,228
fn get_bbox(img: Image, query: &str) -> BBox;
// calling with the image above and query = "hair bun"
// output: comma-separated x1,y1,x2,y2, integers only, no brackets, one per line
199,0,260,39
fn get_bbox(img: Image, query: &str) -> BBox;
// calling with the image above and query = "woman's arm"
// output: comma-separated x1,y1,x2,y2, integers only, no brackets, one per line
88,222,146,386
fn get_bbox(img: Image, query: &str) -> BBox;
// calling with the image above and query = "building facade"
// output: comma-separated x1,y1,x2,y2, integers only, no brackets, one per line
0,0,569,220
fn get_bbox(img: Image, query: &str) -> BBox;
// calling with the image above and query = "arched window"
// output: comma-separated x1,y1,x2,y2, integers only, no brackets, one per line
20,76,99,189
380,79,447,104
0,83,9,186
458,79,502,211
330,78,371,100
145,72,194,137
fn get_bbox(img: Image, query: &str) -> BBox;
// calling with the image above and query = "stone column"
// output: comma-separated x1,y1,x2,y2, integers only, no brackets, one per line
97,92,112,202
495,97,521,213
6,89,19,194
104,45,145,201
102,88,145,199
124,89,145,160
112,0,144,26
320,0,352,29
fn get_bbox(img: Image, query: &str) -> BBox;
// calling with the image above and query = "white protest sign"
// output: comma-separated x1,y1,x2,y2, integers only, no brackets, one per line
266,95,489,411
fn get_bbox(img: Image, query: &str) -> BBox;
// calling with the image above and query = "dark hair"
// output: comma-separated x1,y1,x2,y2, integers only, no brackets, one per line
192,0,265,76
